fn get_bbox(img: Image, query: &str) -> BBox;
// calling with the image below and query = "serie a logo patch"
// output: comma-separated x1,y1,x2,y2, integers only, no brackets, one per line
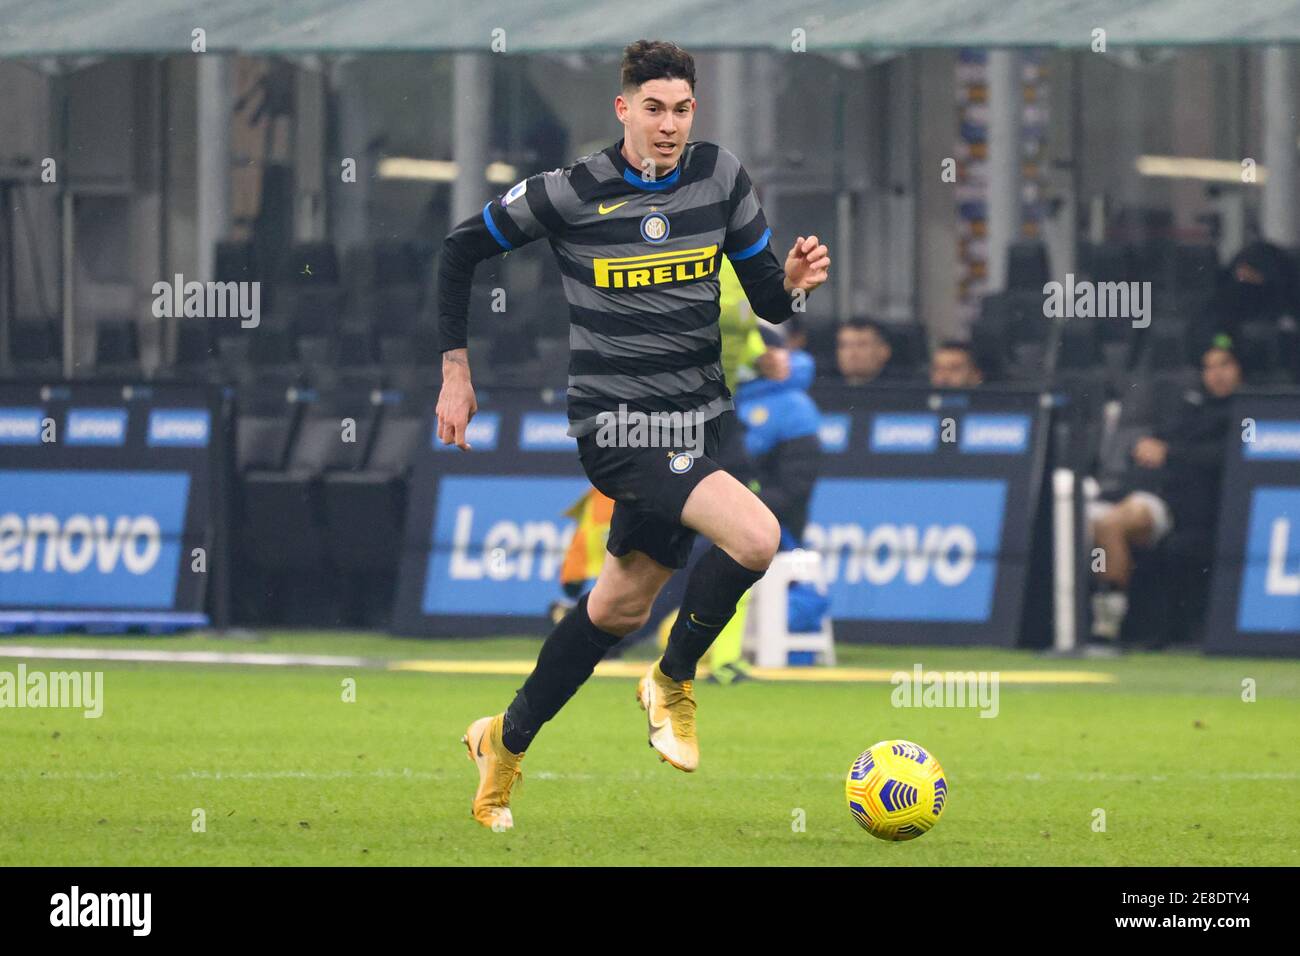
502,179,527,206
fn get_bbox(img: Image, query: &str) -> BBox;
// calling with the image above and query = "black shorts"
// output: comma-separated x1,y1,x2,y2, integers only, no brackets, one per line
576,410,739,570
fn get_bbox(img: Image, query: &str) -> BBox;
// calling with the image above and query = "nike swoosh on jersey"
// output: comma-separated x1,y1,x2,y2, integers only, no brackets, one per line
597,200,630,215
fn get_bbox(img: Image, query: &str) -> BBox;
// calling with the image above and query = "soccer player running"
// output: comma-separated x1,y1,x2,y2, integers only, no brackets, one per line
437,40,830,829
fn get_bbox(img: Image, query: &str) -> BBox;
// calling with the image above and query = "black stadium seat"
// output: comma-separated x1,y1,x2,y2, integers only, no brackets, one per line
1235,320,1293,384
1056,318,1103,370
318,389,426,625
371,239,426,286
9,320,61,378
1086,242,1134,285
215,240,257,284
978,291,1047,378
94,319,141,380
237,386,381,622
1146,325,1192,371
235,383,301,473
168,319,220,383
278,241,341,286
1005,240,1050,292
282,284,347,337
247,325,300,381
367,285,423,336
321,390,425,576
1173,244,1219,293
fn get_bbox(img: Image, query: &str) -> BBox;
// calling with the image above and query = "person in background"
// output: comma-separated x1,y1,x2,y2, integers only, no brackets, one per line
717,256,770,391
834,317,905,385
736,327,821,543
929,340,985,389
550,488,615,624
1202,240,1299,382
1213,241,1296,330
1089,334,1243,637
781,315,809,354
695,327,826,682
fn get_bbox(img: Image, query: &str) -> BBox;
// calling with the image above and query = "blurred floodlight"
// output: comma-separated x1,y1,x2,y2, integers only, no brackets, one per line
377,158,517,183
1135,154,1267,184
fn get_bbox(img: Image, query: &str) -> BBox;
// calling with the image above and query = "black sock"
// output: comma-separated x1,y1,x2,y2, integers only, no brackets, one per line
501,593,621,754
660,546,766,682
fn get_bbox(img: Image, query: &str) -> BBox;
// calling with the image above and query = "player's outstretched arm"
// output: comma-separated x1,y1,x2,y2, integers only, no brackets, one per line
435,171,566,451
436,209,499,452
436,348,477,451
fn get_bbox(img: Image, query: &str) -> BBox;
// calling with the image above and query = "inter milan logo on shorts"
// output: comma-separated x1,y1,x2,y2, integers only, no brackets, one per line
640,212,670,244
668,451,694,474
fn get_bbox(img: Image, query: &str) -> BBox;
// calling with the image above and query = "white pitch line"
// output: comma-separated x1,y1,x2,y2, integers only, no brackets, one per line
0,769,1295,783
0,646,373,668
0,646,1118,685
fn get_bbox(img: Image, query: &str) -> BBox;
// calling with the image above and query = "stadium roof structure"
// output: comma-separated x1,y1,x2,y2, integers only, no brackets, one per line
2,0,1300,58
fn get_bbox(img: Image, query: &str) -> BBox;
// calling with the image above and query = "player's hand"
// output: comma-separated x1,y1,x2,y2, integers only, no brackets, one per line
756,347,791,382
436,350,478,451
783,235,830,295
1132,436,1168,469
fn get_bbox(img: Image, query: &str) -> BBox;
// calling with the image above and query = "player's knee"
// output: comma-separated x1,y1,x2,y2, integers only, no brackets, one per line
587,591,652,637
731,509,781,572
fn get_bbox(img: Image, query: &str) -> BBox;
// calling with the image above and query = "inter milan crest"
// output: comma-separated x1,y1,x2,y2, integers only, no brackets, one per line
668,451,694,474
640,212,670,244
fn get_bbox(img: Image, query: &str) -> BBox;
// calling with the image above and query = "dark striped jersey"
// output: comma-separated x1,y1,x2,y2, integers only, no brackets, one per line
438,138,797,436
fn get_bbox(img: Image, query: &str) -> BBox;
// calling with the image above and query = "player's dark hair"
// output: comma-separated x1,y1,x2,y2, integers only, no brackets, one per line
621,40,696,93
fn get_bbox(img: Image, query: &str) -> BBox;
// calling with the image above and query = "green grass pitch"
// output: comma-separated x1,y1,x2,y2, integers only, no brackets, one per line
2,631,1298,866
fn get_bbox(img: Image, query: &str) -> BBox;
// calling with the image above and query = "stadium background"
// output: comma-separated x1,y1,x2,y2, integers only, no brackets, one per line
2,3,1300,653
0,1,1299,872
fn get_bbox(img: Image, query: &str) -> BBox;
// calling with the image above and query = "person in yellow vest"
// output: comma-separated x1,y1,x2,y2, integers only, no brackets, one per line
718,256,769,392
646,257,780,683
550,488,616,625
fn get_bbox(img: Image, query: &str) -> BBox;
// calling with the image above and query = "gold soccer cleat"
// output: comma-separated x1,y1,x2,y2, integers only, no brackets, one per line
462,714,524,830
636,660,700,772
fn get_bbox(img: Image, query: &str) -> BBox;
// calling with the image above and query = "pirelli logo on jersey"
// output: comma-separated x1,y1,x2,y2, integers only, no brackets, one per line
592,245,719,289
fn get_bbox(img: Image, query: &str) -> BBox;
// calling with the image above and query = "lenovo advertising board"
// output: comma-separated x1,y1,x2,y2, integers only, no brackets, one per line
395,386,1050,645
0,382,221,632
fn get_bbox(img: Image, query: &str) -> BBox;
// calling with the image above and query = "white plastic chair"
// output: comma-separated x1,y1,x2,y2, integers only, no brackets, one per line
743,549,836,668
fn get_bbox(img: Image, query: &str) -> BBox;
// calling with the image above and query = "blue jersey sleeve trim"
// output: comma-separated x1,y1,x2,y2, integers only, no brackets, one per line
729,227,772,261
483,202,513,251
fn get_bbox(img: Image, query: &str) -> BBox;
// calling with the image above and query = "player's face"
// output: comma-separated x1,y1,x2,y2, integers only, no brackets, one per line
930,348,982,388
616,78,695,176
